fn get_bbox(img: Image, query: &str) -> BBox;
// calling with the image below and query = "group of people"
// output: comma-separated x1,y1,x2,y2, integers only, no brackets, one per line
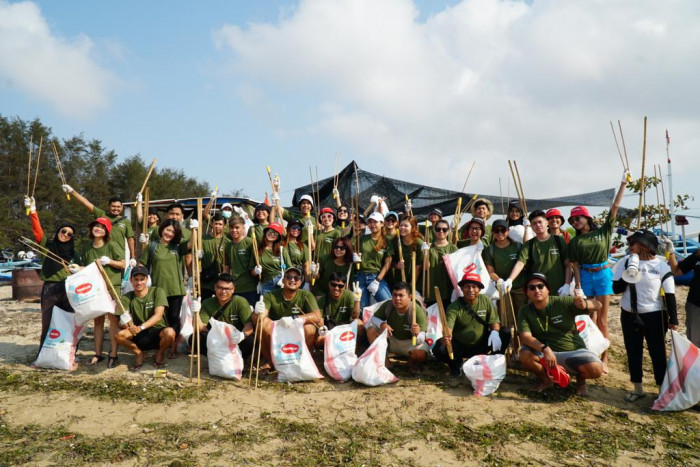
22,167,699,402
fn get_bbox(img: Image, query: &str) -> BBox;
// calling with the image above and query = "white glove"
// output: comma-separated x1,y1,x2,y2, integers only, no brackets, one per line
302,282,310,291
136,192,143,203
332,187,340,199
189,219,199,230
139,233,149,243
496,278,504,293
450,220,456,229
415,332,426,345
23,196,31,208
233,206,244,215
256,282,262,294
119,312,132,326
129,258,137,268
557,284,571,296
276,276,284,287
367,280,380,296
254,297,266,315
488,330,502,352
61,184,74,194
99,256,111,266
191,298,201,313
502,278,512,294
17,251,26,259
475,241,484,253
370,195,380,204
622,170,632,183
271,192,280,203
352,281,362,302
24,251,36,260
310,262,318,275
421,242,430,252
68,263,81,273
197,249,203,259
352,252,362,263
210,188,218,197
318,325,328,337
28,196,36,213
660,236,674,254
574,288,586,299
405,200,412,211
253,265,262,276
522,219,530,227
306,223,314,235
273,175,280,188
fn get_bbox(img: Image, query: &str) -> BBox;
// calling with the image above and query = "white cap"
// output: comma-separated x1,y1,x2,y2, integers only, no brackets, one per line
368,212,384,223
221,203,233,211
299,194,314,207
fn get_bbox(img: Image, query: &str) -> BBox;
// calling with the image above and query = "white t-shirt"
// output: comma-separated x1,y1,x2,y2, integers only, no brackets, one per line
613,256,674,313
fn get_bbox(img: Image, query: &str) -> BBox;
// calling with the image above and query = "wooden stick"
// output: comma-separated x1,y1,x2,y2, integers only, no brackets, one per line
18,237,70,271
499,177,504,215
26,135,32,198
411,251,417,346
461,161,476,193
452,196,462,244
397,236,406,282
254,309,264,390
95,260,127,315
363,201,377,217
51,142,70,201
138,159,157,195
31,136,43,198
422,245,430,301
433,286,453,360
141,188,150,246
658,164,671,235
610,121,627,171
637,117,647,229
248,229,261,387
513,161,528,214
618,120,631,172
653,165,662,230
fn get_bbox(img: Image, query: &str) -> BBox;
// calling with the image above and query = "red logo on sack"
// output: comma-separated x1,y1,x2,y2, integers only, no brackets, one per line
339,331,355,341
281,343,299,354
75,283,92,294
49,329,60,339
576,320,585,333
426,338,434,347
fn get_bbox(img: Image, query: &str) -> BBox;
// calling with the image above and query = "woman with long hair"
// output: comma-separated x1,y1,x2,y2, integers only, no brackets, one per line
283,219,309,280
545,209,571,244
355,212,392,307
424,219,457,308
314,236,353,296
254,222,291,295
389,216,426,290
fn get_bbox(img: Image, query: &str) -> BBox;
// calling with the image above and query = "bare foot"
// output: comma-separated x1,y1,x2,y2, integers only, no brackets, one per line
576,381,589,397
601,364,609,376
535,378,554,392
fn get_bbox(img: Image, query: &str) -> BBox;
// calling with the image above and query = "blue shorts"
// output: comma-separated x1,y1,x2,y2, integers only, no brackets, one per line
580,263,613,297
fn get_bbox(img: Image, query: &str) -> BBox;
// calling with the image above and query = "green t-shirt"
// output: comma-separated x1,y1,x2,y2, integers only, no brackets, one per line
387,237,425,286
75,242,124,289
264,289,319,321
249,223,268,242
446,295,499,347
285,240,308,271
358,234,389,274
119,286,168,329
259,248,292,283
316,290,355,324
517,296,585,352
315,256,351,295
200,295,252,331
517,235,568,292
93,207,134,254
315,227,342,261
427,243,458,302
373,301,427,341
201,234,230,292
225,237,257,294
568,214,613,265
483,241,525,288
139,241,189,297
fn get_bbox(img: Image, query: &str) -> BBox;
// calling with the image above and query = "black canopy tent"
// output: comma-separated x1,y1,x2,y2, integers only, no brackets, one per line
290,161,616,219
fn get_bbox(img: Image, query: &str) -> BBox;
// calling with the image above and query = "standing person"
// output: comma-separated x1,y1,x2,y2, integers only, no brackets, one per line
250,203,271,241
61,185,135,263
73,217,125,367
507,200,527,244
545,209,571,244
419,208,443,245
283,219,309,281
315,207,342,260
668,245,700,346
314,237,353,296
336,204,353,238
388,216,427,291
568,173,627,372
25,197,75,351
458,198,493,245
200,213,230,300
384,211,399,240
225,216,258,307
456,217,487,249
280,194,315,244
254,222,291,295
356,212,392,307
424,219,457,308
135,198,160,238
315,272,365,348
504,210,571,296
138,219,191,357
613,231,678,402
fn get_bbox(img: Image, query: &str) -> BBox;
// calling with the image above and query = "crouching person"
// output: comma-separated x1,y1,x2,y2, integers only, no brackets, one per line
254,267,324,371
116,266,175,370
518,273,603,396
189,273,255,359
315,272,366,349
366,282,429,373
433,272,509,377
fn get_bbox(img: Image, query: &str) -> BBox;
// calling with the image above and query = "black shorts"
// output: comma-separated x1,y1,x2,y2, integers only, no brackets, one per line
132,327,163,351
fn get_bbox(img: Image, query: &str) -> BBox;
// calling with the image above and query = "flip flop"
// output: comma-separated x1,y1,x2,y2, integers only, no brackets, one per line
624,392,646,403
107,355,119,369
130,363,143,372
87,355,105,366
153,360,166,369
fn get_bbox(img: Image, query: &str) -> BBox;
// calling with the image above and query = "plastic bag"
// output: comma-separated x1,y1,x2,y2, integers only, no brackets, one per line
33,306,84,371
324,321,358,381
65,262,116,325
352,329,399,386
425,303,443,352
575,314,610,356
270,317,323,382
207,318,245,380
462,354,506,396
653,331,700,411
361,300,387,325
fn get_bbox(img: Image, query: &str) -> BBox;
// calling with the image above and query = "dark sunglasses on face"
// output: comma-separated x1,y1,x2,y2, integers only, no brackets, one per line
290,225,302,231
329,282,345,289
527,283,547,291
284,274,301,281
333,245,347,250
570,216,584,223
493,228,507,234
434,227,449,233
338,209,348,213
60,229,74,238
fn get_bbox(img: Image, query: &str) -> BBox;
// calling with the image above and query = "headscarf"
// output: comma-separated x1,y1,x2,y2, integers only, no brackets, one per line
42,223,76,278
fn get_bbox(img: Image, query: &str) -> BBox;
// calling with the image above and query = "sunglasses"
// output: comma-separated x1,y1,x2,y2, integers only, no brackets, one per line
60,229,74,238
321,214,334,219
215,286,234,293
284,274,301,282
527,283,547,291
338,209,348,213
434,227,449,233
570,216,584,223
333,245,347,250
289,225,302,231
385,218,397,222
329,282,345,289
493,228,507,234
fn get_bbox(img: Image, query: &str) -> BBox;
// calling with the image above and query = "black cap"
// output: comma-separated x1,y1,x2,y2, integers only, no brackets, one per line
628,230,658,254
255,203,272,213
131,265,149,278
524,272,550,291
429,208,443,217
148,207,159,215
492,219,508,230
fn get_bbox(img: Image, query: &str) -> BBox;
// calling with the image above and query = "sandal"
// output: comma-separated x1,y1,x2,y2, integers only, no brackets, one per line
130,363,143,372
87,355,105,366
624,392,646,403
153,360,166,369
107,355,119,369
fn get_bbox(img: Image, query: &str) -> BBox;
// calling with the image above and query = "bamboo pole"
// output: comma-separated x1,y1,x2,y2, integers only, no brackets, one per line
460,161,476,193
31,136,43,198
411,251,417,346
433,287,453,360
637,117,648,229
141,188,150,246
26,135,32,198
618,120,631,173
397,236,406,283
138,159,157,195
658,164,671,236
51,142,70,201
95,260,127,315
452,196,462,244
610,121,628,172
18,236,70,272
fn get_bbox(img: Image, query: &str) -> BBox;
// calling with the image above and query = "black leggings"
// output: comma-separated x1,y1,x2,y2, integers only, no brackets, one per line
620,309,668,386
39,281,74,348
166,295,184,337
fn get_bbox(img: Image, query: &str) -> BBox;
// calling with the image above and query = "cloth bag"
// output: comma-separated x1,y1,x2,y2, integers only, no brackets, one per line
207,318,245,380
34,306,85,371
352,329,399,386
65,262,115,325
270,317,323,382
323,321,358,381
462,354,506,396
575,314,610,356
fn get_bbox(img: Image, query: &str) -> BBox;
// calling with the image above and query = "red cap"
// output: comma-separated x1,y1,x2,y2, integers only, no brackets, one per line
545,208,564,220
568,206,591,224
457,271,484,289
91,217,112,235
320,207,335,217
264,222,284,237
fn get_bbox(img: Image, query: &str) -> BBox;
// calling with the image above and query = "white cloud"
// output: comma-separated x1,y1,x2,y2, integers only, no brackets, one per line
214,0,700,200
0,1,116,118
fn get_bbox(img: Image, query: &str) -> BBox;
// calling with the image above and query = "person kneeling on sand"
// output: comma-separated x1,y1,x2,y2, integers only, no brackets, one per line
517,273,603,396
314,272,365,350
116,266,175,370
366,282,429,373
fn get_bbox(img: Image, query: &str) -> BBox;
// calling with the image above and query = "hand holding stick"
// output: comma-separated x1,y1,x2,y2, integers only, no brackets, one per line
433,286,453,360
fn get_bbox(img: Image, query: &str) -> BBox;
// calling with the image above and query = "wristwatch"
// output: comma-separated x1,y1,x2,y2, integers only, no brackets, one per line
140,325,146,331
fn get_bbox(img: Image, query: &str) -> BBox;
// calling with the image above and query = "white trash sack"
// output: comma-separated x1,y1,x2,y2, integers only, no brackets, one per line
65,262,116,325
207,318,245,380
270,317,323,382
352,329,399,386
425,303,443,353
575,314,610,356
361,300,388,326
653,331,700,411
324,321,358,381
34,306,85,371
463,354,506,397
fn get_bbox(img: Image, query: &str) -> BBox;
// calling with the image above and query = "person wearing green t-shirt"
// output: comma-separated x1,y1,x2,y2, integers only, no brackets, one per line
418,208,443,245
424,219,458,308
253,223,291,295
313,237,352,296
387,216,426,290
518,273,603,396
283,219,310,282
116,266,175,370
355,212,392,307
225,216,258,306
336,205,353,238
366,282,429,372
457,198,493,246
250,203,271,241
456,217,489,249
315,207,342,262
200,213,230,300
188,273,254,358
74,217,125,367
315,272,364,349
254,266,324,370
433,272,508,376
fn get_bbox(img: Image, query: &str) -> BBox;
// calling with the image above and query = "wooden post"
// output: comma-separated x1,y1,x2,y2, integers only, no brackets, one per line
433,287,453,360
139,159,157,195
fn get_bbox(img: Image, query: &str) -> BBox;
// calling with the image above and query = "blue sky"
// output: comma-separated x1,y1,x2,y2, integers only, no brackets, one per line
2,0,699,232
